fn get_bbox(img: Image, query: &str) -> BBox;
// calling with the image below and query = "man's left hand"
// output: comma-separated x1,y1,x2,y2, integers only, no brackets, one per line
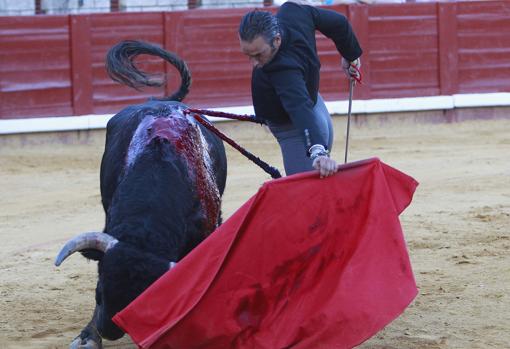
312,155,339,178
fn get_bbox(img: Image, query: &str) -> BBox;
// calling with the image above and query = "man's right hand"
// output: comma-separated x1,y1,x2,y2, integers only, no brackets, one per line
341,57,362,83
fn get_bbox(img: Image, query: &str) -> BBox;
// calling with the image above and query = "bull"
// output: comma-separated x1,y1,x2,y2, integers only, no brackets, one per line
54,40,227,349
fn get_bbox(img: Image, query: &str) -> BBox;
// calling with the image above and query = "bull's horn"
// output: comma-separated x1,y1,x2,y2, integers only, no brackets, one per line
55,232,118,267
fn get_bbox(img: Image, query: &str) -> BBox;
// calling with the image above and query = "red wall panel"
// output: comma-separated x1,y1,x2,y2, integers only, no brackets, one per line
89,12,166,114
0,16,73,118
1,1,509,120
456,1,510,93
177,9,255,108
367,3,440,98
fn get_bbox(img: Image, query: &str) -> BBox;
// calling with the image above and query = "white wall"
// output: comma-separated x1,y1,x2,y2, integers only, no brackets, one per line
0,0,266,15
122,0,188,12
0,0,381,17
201,0,261,9
0,0,35,15
40,0,111,14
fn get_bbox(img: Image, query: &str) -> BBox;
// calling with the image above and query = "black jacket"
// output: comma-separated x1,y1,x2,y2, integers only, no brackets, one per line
251,2,362,151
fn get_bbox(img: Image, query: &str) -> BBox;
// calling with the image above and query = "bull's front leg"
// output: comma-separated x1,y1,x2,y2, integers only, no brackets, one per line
69,306,102,349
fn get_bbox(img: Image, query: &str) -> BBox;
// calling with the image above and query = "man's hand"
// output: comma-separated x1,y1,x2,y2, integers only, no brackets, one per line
309,144,338,178
341,57,362,83
312,155,338,178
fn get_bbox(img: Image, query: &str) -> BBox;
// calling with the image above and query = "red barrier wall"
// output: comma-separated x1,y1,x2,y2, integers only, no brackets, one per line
1,1,509,120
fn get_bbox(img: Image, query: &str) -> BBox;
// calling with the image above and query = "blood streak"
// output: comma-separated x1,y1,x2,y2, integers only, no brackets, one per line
126,110,221,235
161,112,221,234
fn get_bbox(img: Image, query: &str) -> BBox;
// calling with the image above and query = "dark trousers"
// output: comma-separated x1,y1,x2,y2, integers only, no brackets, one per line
268,94,334,176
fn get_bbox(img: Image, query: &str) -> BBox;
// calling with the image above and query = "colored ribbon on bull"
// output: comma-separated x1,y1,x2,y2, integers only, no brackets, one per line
113,158,419,349
186,110,282,179
185,108,266,125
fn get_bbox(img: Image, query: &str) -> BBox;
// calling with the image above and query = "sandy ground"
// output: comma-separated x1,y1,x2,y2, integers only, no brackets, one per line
0,112,509,348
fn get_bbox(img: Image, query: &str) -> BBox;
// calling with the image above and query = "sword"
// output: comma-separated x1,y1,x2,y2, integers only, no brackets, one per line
344,78,355,164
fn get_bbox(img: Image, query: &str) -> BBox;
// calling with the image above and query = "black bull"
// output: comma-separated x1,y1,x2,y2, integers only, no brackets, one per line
55,41,227,348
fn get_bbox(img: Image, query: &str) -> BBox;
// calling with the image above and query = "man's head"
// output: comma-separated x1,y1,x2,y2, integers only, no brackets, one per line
239,11,281,68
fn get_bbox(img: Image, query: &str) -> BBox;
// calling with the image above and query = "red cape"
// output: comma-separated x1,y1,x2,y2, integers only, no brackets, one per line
113,158,419,349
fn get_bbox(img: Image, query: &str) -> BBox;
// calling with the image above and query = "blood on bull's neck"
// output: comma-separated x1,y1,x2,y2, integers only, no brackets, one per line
125,112,221,235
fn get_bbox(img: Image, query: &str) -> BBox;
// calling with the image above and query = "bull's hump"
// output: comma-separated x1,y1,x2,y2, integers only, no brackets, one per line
149,117,189,147
125,112,190,168
124,111,220,233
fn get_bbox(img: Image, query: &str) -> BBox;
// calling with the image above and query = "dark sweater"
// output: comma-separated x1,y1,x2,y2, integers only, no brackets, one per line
251,2,362,151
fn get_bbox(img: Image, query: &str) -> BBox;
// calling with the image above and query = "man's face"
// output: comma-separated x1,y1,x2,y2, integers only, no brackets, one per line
240,35,281,68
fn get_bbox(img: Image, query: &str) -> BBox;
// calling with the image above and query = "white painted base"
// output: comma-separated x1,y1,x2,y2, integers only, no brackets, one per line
1,93,509,135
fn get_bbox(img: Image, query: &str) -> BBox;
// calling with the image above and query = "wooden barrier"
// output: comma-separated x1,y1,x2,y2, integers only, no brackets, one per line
0,1,509,120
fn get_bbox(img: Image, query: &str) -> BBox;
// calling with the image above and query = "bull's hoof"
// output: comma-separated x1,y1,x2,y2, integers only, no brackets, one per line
69,336,102,349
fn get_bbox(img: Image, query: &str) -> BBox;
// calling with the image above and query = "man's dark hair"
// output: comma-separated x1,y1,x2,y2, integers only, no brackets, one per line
239,10,280,46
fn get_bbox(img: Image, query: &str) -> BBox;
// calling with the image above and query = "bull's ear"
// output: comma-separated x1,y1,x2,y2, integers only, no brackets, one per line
80,249,105,261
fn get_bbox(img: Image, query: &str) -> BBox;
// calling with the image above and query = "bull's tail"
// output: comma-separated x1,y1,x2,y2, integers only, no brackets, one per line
106,40,191,102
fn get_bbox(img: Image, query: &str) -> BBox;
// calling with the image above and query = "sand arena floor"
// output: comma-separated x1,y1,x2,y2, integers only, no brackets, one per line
0,111,509,348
